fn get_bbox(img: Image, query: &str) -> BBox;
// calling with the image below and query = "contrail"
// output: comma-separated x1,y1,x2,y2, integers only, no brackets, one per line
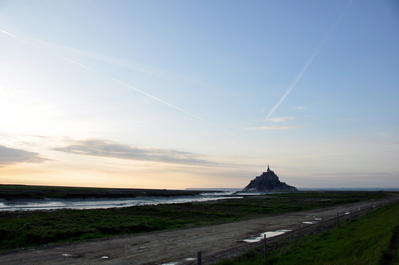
261,0,357,120
0,29,235,135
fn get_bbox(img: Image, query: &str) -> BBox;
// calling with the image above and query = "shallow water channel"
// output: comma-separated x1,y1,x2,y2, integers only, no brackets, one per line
0,192,242,211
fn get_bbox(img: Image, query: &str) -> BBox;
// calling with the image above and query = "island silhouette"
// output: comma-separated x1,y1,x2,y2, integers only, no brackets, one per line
242,165,297,192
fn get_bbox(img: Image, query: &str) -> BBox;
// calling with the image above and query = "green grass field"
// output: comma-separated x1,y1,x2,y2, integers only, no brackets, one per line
215,201,399,265
0,191,388,253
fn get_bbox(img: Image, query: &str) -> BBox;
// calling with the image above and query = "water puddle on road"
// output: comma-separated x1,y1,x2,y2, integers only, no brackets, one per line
302,221,317,225
303,216,324,224
240,229,291,243
61,253,84,258
161,257,196,265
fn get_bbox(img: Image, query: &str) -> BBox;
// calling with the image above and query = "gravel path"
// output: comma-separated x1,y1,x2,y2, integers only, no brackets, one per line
0,197,395,265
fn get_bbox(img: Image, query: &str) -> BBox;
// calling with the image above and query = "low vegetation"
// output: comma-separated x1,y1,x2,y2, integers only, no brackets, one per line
0,190,388,252
215,201,399,265
0,184,206,199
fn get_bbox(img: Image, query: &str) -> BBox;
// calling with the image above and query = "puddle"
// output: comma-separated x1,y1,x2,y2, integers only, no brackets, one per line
61,253,83,258
162,257,196,265
241,229,291,243
302,221,317,225
101,256,109,259
344,212,351,215
303,217,323,224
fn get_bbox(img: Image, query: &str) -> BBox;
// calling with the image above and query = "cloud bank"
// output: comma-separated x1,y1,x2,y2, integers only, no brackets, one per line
0,145,49,167
54,139,216,166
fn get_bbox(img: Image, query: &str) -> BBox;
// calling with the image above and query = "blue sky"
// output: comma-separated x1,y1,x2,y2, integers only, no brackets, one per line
0,0,398,189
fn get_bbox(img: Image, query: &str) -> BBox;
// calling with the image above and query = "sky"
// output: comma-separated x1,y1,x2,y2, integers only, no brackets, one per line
0,0,398,189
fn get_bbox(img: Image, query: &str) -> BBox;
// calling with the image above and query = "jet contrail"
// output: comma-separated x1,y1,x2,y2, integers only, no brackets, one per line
261,0,357,120
0,29,235,135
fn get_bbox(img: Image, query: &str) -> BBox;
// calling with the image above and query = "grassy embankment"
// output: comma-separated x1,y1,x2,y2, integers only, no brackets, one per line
0,189,387,252
215,201,399,265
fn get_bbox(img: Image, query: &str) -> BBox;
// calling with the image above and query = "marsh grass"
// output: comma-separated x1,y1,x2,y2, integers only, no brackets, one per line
0,191,388,252
0,184,204,199
215,202,399,265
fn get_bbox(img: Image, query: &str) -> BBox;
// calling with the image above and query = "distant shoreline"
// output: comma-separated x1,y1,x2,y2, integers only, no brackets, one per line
0,184,224,200
1,185,398,201
297,188,399,191
188,187,399,192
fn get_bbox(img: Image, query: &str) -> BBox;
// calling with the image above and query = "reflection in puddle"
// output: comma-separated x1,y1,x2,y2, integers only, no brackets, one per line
302,221,317,224
241,229,291,243
161,257,196,265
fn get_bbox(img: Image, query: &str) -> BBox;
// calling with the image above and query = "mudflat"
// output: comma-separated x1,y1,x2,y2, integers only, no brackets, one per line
0,197,394,265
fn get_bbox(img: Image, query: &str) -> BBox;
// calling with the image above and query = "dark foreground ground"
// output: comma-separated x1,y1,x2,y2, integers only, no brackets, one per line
1,195,396,265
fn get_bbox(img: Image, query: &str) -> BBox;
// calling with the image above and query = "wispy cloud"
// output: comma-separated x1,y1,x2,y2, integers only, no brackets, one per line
267,117,294,122
260,0,354,120
0,145,50,167
247,125,301,130
292,106,306,110
0,29,234,136
54,139,217,166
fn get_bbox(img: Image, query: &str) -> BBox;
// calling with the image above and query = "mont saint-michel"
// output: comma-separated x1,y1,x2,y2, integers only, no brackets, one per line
242,165,297,192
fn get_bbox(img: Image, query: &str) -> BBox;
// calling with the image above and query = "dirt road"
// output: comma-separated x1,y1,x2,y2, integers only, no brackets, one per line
0,197,395,265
